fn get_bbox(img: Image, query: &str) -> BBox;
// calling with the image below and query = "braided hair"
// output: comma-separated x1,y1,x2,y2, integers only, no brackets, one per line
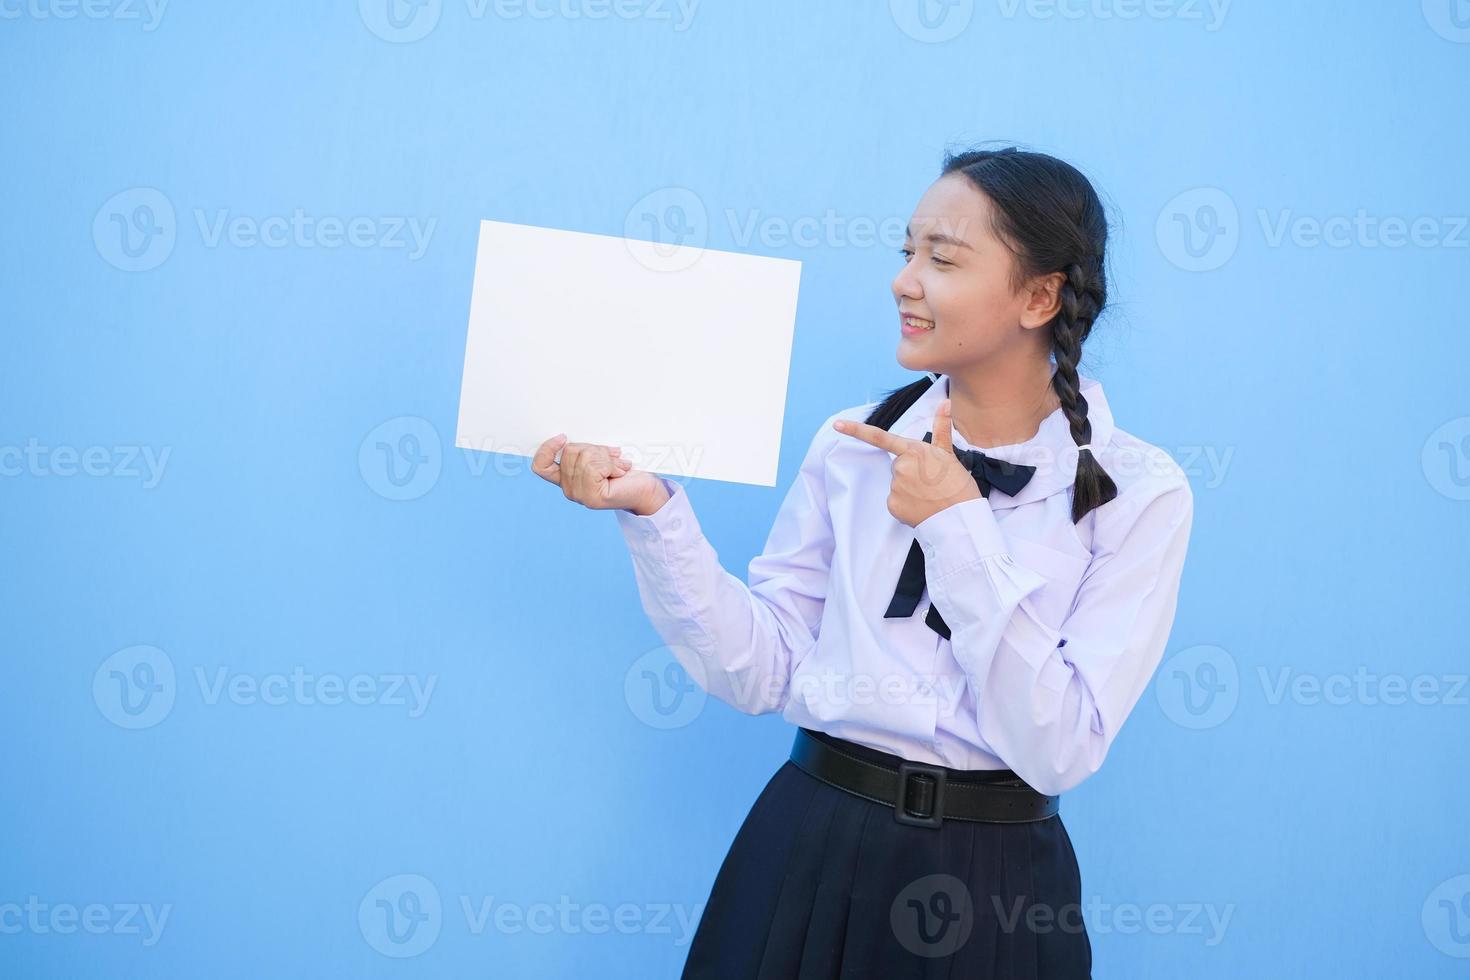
864,145,1119,524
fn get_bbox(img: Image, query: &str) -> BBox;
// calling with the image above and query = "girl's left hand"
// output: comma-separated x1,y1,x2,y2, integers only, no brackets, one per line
833,398,981,528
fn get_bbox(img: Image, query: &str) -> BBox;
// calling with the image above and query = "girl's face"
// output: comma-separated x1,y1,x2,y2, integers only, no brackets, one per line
891,173,1060,373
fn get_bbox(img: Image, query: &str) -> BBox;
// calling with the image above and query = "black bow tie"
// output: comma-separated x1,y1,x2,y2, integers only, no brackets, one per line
883,433,1037,640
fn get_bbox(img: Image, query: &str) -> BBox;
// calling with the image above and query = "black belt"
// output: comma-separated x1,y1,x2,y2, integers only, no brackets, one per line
788,727,1059,828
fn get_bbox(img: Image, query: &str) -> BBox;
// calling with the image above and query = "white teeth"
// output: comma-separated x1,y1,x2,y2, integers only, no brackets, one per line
904,317,934,329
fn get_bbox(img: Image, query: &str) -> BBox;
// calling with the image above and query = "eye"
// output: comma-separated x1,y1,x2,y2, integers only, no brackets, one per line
898,247,952,267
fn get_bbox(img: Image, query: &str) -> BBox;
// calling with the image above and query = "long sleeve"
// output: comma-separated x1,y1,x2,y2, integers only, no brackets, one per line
912,473,1195,795
614,415,839,715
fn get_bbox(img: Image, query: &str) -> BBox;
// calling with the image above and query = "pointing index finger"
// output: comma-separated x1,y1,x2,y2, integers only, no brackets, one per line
833,418,913,456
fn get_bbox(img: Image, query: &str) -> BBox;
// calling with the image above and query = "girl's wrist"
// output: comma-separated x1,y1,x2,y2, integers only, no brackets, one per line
629,478,672,517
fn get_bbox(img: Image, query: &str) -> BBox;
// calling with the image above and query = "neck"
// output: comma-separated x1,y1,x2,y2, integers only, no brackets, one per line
944,358,1062,449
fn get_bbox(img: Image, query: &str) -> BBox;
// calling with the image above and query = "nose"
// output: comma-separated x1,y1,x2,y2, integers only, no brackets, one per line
892,255,922,304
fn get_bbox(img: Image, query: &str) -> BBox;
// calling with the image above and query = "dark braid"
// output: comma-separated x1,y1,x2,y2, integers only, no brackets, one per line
861,375,935,429
1050,258,1119,521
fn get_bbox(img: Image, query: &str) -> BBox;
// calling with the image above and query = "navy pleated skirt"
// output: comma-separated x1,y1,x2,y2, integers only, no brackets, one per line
680,730,1092,979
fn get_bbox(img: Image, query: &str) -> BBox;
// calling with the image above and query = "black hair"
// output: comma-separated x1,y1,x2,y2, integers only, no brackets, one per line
864,144,1119,524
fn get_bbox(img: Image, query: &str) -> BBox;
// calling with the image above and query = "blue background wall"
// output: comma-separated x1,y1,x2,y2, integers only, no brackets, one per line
2,2,1467,976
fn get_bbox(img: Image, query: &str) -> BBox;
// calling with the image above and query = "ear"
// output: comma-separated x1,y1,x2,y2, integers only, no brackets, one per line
1019,270,1065,330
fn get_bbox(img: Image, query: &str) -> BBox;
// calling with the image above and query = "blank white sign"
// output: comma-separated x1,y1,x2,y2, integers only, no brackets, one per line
455,219,803,487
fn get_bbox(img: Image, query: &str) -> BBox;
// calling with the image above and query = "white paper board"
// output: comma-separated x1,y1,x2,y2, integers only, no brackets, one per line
455,219,803,487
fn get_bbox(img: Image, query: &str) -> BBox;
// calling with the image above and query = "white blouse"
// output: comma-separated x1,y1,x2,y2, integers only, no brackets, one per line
614,371,1194,796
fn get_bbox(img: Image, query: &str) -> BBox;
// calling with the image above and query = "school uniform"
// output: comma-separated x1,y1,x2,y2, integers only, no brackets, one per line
615,367,1194,978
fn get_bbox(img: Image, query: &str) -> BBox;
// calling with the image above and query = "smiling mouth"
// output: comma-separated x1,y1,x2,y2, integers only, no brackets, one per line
902,315,935,331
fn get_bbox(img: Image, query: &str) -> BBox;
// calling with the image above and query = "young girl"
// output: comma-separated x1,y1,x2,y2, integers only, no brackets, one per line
533,146,1194,979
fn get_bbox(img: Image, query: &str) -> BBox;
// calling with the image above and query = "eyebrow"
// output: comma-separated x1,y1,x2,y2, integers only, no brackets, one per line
904,223,973,251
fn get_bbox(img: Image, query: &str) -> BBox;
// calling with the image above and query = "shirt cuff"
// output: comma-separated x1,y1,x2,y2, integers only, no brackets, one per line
911,495,1011,581
614,478,700,558
913,494,1052,644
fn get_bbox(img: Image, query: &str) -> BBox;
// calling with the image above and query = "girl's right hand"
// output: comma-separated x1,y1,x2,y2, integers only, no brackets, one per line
531,434,670,515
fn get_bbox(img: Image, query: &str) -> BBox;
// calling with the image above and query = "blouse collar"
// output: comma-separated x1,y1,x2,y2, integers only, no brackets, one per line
887,365,1116,511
